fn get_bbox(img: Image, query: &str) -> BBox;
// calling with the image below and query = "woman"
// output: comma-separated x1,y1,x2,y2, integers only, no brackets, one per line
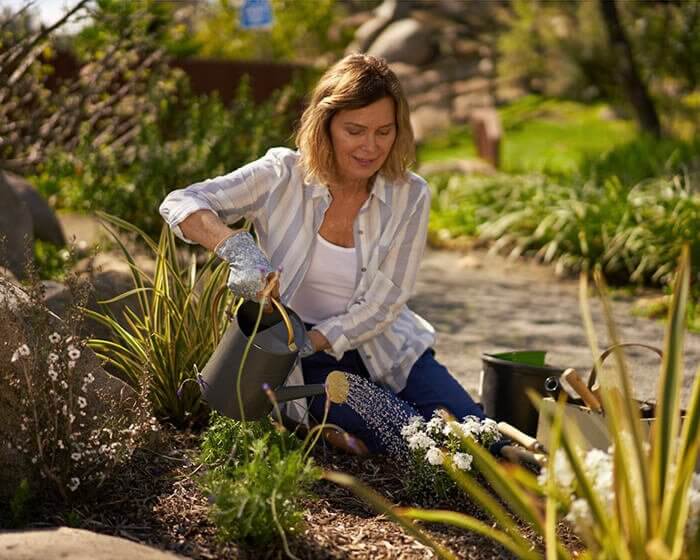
159,53,485,454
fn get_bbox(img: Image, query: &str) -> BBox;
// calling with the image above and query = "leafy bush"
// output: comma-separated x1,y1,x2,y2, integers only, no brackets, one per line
580,135,700,187
86,215,232,427
0,273,155,503
33,77,300,236
428,171,700,286
199,414,320,546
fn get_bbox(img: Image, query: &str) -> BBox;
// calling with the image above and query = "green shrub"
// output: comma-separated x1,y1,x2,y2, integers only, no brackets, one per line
32,77,301,237
427,171,700,287
199,413,301,473
199,414,319,546
580,135,700,186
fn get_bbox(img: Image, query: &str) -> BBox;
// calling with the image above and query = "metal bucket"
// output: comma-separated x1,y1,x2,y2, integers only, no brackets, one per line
480,350,564,436
201,298,324,420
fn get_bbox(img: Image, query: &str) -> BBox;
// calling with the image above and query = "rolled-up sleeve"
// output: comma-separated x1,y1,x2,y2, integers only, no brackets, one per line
314,187,431,359
159,148,289,243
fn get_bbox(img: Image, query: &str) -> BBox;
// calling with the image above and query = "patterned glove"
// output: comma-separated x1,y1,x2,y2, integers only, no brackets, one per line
215,231,272,301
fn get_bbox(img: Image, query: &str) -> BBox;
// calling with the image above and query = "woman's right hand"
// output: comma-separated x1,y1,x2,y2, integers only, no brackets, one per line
215,231,273,301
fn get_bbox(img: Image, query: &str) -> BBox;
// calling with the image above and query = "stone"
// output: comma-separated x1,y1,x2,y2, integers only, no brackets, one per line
346,0,412,54
452,91,494,123
41,280,72,319
470,107,502,169
410,104,451,143
0,527,185,560
417,158,496,177
2,171,66,247
0,171,33,279
368,18,438,66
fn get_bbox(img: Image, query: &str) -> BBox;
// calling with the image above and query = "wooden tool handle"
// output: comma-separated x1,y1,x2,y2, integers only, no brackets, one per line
497,421,546,453
561,368,603,413
500,445,547,468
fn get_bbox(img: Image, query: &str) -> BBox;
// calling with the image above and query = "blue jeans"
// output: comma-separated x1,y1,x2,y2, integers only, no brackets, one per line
301,346,484,454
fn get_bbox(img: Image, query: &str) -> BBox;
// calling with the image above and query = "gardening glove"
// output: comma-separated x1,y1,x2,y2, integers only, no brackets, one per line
215,231,272,301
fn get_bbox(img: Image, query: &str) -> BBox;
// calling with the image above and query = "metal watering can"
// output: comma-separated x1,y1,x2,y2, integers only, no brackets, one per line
200,296,330,420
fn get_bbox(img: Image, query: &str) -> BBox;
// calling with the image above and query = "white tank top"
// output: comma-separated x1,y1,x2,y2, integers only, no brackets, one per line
288,233,357,324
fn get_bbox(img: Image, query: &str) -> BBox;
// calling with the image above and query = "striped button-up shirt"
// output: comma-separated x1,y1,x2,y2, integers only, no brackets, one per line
159,147,436,421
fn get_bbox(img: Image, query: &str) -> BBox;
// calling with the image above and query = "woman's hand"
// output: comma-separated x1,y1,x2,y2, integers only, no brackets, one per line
215,231,273,301
299,329,331,357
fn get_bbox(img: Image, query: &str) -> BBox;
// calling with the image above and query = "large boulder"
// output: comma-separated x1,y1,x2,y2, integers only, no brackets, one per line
367,18,438,66
0,171,33,279
2,171,66,246
346,0,413,53
0,527,185,560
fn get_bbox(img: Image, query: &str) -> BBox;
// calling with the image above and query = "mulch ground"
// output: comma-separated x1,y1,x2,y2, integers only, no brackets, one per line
10,427,583,559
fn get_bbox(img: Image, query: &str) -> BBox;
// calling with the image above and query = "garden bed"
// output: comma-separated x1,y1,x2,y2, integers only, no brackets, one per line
7,427,583,559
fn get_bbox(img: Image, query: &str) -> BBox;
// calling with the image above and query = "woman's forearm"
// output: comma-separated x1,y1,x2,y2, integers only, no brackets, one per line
178,210,242,252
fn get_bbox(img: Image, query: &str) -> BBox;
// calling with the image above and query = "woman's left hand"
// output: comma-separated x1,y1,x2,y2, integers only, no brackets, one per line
299,329,330,357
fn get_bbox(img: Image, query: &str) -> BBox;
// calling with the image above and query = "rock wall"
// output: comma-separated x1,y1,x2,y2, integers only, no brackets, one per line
344,0,522,143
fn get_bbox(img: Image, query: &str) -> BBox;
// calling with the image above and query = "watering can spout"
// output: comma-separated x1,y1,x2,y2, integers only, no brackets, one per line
273,383,326,403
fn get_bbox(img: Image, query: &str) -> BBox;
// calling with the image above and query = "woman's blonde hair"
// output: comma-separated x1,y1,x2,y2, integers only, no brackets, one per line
295,53,415,185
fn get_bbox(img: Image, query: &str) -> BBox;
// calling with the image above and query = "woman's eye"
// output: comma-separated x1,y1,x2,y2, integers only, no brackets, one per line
378,129,392,136
347,129,362,136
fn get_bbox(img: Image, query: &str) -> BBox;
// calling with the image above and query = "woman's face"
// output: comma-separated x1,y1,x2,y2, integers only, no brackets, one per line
329,96,397,186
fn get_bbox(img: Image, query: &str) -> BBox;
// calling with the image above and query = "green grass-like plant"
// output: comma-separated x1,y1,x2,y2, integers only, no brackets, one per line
329,248,700,559
85,213,232,427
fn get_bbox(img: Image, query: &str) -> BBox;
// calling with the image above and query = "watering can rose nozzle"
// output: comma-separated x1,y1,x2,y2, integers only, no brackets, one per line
325,370,349,404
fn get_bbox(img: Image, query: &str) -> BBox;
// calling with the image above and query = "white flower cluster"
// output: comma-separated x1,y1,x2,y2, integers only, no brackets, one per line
540,447,700,543
400,411,502,472
4,328,156,497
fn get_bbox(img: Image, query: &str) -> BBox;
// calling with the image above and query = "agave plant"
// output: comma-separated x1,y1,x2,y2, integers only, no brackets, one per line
328,246,700,559
85,212,234,426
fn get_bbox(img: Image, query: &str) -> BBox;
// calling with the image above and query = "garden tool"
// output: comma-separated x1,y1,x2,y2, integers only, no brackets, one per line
200,297,347,420
561,368,603,414
497,421,547,454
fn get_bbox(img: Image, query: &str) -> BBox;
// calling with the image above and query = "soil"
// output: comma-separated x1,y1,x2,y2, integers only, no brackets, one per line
14,428,579,560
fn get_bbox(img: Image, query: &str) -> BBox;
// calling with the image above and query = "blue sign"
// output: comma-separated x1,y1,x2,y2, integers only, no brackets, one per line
240,0,273,30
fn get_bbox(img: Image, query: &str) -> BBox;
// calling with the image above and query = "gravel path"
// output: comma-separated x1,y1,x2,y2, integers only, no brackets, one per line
410,248,700,407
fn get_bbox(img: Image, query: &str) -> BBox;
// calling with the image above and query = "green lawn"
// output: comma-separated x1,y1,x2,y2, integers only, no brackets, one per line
417,95,638,176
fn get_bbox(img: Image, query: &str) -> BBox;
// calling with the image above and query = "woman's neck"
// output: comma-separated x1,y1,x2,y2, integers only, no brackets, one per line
328,176,370,198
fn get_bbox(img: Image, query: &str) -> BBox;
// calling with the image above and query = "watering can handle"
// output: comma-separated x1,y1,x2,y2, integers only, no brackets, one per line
268,297,298,352
587,342,663,390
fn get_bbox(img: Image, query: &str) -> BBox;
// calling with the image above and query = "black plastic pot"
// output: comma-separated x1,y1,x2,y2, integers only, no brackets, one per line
480,350,564,436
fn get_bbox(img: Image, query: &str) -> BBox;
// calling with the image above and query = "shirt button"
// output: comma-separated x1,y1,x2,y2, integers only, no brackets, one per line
366,355,372,360
361,267,367,272
358,229,364,234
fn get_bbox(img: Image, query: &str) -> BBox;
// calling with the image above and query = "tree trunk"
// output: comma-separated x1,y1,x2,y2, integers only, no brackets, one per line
599,0,662,137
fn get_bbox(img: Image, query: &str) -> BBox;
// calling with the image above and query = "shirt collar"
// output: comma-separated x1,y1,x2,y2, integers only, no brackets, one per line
304,172,390,205
369,174,390,206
